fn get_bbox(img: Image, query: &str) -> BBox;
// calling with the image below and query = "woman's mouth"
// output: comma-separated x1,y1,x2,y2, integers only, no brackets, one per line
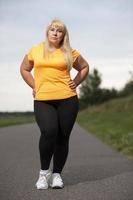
51,37,57,39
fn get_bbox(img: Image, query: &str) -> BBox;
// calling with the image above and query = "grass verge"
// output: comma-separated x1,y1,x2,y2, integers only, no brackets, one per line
0,114,35,127
77,95,133,159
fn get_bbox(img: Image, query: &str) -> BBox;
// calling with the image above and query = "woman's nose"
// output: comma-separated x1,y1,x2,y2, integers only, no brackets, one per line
53,30,57,35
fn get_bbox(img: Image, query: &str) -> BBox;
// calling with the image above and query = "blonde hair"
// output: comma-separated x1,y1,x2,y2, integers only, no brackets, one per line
44,19,73,71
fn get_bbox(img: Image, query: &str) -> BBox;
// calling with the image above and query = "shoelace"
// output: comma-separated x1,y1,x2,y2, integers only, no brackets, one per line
39,174,47,183
54,174,63,183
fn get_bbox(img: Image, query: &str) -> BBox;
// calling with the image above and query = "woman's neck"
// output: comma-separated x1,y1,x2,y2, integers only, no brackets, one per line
49,42,61,50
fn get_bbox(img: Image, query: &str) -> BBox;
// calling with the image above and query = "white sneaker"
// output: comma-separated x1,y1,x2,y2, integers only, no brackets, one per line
50,173,64,189
35,169,51,189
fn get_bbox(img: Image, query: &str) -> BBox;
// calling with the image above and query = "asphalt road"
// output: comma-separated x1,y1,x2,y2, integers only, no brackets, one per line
0,123,133,200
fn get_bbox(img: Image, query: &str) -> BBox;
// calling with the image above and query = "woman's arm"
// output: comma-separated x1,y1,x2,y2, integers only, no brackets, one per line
68,55,89,89
20,55,35,97
20,55,35,89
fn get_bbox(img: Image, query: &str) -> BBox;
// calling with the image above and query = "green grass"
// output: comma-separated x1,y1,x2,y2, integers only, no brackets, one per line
0,114,35,127
77,95,133,159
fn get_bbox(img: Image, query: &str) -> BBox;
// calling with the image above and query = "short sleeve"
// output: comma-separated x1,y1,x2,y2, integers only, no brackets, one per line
71,49,80,63
26,46,35,61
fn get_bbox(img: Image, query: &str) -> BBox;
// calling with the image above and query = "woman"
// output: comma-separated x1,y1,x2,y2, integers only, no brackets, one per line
20,19,89,189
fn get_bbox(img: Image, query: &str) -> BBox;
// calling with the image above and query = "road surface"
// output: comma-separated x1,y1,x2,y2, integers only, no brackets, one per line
0,123,133,200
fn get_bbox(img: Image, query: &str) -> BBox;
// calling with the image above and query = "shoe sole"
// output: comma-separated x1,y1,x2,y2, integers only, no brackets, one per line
50,184,64,189
36,186,48,190
52,186,64,189
35,184,48,190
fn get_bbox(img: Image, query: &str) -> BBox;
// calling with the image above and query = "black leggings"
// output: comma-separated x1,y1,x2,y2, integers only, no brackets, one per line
34,95,79,174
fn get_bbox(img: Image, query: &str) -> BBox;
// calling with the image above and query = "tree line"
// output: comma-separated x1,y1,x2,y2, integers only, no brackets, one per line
79,68,133,110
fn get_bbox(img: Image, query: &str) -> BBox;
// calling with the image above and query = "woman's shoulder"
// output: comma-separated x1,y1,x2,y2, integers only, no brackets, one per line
71,48,80,62
71,48,80,56
28,42,44,54
30,41,44,50
71,47,80,53
30,42,44,51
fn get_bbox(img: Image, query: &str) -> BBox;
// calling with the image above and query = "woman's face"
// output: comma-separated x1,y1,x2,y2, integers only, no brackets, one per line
48,25,64,47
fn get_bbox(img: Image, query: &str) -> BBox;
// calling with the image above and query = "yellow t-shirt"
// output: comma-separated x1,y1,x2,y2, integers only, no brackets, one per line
27,42,80,100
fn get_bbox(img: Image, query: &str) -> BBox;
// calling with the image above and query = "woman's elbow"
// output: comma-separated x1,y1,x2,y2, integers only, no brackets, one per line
85,64,89,75
20,64,24,76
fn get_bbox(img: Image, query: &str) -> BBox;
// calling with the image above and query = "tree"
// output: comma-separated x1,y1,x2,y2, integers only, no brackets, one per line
79,68,118,109
119,70,133,97
79,68,102,107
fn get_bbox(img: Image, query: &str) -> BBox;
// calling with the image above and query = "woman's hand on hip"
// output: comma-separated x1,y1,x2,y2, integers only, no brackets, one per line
68,79,77,90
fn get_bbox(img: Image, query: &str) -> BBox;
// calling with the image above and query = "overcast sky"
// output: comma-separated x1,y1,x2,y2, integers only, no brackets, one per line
0,0,133,111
